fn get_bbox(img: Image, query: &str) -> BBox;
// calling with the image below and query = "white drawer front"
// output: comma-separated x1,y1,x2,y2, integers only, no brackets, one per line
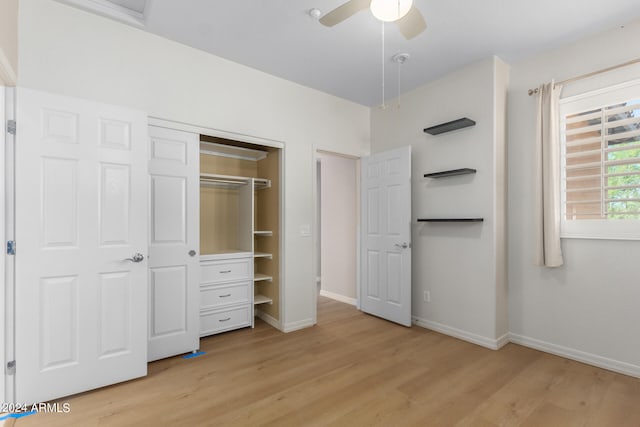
200,306,251,336
200,282,251,310
201,258,252,284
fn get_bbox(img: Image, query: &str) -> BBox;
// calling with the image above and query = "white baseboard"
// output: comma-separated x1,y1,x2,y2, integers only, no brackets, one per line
412,316,505,350
495,332,510,350
509,333,640,379
319,289,357,306
410,317,640,377
255,310,283,331
282,318,315,333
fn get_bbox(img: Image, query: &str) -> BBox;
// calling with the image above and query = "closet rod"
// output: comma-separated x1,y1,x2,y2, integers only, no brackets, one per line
527,57,640,96
200,173,250,184
200,179,247,186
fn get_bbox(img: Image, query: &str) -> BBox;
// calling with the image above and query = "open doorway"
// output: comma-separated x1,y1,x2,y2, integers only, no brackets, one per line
315,151,359,321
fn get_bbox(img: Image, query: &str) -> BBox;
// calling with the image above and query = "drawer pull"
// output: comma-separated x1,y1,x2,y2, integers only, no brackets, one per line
220,270,232,274
219,317,231,322
219,294,232,298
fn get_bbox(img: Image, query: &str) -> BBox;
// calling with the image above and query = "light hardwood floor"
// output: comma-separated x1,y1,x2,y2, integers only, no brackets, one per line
10,297,640,426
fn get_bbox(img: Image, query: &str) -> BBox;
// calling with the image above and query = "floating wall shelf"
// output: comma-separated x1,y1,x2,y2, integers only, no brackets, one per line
424,168,476,178
424,118,476,135
417,218,484,223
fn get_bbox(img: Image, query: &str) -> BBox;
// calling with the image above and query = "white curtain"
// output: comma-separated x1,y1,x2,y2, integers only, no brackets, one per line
534,81,564,267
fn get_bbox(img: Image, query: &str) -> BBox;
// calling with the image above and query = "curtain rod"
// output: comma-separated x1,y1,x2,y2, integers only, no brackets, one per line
527,57,640,96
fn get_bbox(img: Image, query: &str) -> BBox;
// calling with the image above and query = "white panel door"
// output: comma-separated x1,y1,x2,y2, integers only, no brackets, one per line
14,88,148,403
360,146,412,326
147,126,199,361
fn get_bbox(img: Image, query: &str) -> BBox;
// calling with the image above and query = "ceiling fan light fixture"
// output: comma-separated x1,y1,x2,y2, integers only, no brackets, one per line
370,0,413,22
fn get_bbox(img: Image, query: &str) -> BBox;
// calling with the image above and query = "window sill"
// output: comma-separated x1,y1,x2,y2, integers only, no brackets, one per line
561,233,640,241
561,220,640,241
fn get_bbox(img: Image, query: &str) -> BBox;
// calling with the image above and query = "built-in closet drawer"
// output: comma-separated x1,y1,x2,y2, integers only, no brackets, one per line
200,306,251,336
200,282,251,310
201,258,252,284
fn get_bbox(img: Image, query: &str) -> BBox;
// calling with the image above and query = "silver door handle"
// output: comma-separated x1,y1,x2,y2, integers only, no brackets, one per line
189,250,197,257
125,253,145,263
394,243,409,249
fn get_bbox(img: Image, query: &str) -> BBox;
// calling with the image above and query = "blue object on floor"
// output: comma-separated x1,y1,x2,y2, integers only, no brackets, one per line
0,410,37,420
183,351,205,359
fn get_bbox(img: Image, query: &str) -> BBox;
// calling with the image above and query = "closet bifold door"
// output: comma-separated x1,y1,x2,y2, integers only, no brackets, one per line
148,126,200,361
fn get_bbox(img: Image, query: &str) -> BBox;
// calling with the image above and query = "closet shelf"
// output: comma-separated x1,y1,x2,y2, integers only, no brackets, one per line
254,294,273,305
254,252,273,259
200,250,253,261
254,230,273,236
424,118,476,135
424,168,476,178
254,274,273,282
417,218,484,223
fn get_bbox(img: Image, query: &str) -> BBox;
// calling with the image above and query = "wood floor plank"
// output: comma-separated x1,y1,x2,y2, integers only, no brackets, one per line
12,297,640,426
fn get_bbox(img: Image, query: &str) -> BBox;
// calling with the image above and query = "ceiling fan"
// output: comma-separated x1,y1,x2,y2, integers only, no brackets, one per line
319,0,427,40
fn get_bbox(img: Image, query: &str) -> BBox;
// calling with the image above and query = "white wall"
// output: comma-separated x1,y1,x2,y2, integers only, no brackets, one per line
17,0,371,331
0,0,18,84
370,57,508,348
319,153,358,303
508,18,640,376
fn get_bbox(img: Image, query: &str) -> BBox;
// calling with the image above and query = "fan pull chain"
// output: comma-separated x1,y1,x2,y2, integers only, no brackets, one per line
391,53,409,109
381,22,386,109
397,58,401,108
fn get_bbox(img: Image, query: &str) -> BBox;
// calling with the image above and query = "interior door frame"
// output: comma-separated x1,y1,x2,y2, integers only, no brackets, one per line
311,148,362,326
3,86,15,403
1,85,6,404
148,117,286,330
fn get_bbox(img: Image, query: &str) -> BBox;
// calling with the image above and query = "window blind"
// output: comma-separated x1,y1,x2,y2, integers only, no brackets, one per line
564,99,640,220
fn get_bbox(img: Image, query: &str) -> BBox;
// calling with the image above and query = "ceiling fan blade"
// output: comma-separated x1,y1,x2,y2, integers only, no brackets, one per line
396,6,426,39
319,0,371,27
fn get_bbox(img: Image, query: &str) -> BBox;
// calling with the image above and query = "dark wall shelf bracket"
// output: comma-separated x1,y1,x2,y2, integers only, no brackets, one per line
424,168,476,178
417,218,484,222
424,118,476,135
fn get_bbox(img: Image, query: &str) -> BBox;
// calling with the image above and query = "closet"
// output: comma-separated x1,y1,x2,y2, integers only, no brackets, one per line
147,125,281,362
198,135,281,337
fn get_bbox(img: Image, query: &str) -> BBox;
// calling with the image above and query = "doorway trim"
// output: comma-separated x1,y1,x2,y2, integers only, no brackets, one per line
1,85,6,404
312,148,361,325
3,86,16,403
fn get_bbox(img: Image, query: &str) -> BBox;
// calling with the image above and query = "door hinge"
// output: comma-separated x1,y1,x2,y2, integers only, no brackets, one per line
6,360,15,375
7,240,16,255
7,119,16,135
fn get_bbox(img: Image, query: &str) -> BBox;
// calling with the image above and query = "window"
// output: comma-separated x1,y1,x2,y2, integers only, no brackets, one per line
560,80,640,239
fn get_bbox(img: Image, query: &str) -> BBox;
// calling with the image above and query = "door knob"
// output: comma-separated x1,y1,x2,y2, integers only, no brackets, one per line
394,243,409,249
125,253,145,263
188,250,197,257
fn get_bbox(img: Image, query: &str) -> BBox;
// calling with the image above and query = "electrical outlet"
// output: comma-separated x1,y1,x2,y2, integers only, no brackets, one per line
423,291,431,303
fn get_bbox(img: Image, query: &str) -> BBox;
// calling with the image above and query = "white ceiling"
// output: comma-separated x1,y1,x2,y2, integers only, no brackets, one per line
65,0,640,106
